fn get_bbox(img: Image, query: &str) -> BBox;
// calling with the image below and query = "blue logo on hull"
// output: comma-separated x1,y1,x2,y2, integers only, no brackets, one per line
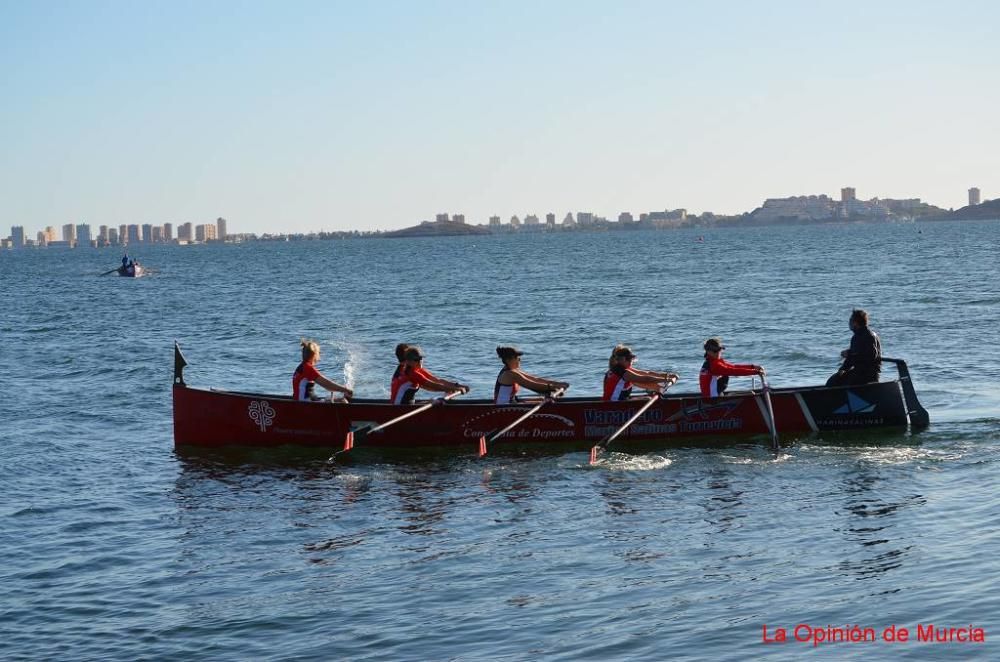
834,391,877,415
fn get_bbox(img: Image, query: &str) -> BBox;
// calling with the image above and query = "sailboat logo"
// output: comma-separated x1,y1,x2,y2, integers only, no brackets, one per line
834,391,877,415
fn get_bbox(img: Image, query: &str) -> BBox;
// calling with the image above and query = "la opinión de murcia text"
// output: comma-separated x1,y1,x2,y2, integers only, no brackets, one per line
762,624,986,646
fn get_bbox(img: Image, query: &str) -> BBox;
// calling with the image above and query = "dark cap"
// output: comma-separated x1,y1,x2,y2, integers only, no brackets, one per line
704,337,726,351
404,346,425,361
496,346,524,362
612,345,637,360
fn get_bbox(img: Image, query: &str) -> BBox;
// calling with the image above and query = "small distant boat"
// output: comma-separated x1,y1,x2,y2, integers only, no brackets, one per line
117,264,145,278
171,344,930,451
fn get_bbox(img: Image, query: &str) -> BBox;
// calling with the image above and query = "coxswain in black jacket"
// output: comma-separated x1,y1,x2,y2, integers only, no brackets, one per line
827,309,882,386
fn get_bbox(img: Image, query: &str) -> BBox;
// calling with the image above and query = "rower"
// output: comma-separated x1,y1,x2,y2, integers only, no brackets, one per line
603,345,678,401
699,337,765,398
390,346,469,405
392,343,410,380
494,346,569,405
293,339,354,401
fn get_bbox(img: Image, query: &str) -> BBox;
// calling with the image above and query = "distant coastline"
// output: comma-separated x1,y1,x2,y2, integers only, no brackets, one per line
3,194,997,250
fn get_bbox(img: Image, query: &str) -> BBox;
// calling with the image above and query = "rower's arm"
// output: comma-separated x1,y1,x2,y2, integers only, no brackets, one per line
511,370,564,394
316,374,353,397
418,369,469,394
631,367,678,380
619,368,662,390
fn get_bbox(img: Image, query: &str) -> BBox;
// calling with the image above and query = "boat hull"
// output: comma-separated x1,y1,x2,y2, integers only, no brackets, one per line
172,377,927,451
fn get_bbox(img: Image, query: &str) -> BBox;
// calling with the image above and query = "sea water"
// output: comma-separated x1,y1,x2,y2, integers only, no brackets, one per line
1,221,997,659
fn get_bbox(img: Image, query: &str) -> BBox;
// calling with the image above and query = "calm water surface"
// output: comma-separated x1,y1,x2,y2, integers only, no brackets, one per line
1,222,998,660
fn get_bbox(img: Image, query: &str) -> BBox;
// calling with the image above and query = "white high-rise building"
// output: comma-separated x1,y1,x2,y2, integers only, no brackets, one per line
969,187,981,206
196,224,217,242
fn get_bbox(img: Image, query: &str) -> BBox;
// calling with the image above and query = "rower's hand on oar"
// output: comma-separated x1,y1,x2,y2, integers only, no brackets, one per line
330,388,353,403
656,375,678,394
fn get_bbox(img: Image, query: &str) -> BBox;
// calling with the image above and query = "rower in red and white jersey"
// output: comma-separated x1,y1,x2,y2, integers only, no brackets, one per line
390,346,469,405
698,337,765,398
392,343,410,380
292,339,354,401
602,345,678,401
493,346,569,405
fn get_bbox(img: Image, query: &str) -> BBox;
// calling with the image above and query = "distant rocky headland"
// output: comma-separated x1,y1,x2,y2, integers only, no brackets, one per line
382,220,491,238
922,198,1000,221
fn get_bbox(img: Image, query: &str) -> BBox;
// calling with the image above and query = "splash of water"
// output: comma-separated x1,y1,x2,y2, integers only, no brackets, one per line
343,356,356,391
595,452,673,471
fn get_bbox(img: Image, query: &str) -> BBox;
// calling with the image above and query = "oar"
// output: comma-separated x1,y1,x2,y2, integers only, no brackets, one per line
478,388,565,457
760,377,779,450
331,390,463,459
100,267,120,276
589,394,659,464
589,376,677,464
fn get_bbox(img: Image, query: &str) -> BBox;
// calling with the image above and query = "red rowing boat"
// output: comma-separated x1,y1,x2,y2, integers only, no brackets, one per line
171,344,929,451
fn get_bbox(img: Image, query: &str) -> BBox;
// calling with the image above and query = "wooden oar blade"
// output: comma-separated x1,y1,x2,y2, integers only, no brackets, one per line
589,445,600,465
478,436,487,458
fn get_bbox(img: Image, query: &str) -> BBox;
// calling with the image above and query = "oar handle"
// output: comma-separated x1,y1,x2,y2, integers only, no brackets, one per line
546,387,567,402
435,390,464,404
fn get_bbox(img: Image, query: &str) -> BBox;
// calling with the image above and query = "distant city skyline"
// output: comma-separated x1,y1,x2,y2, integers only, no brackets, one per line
2,1,998,234
2,182,994,247
6,180,994,248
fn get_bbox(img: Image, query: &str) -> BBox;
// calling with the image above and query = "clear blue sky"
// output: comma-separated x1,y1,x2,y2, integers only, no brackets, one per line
2,0,997,234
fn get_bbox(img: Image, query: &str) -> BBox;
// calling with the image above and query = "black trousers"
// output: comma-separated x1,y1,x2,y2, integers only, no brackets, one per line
826,368,879,387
